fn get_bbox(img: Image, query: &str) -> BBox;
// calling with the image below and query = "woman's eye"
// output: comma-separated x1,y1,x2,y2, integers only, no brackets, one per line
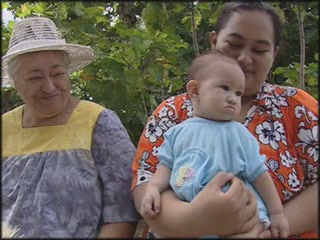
227,41,241,49
253,49,268,54
28,77,42,81
53,72,65,78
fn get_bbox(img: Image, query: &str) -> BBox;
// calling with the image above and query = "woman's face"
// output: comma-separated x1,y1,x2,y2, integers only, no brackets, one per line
13,51,71,118
211,10,278,97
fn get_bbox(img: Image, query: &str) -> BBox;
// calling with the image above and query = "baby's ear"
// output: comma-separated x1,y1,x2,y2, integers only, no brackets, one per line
186,80,200,101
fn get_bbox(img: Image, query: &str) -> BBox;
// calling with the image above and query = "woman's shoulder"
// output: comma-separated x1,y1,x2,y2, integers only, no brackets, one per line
159,92,190,107
263,83,317,113
2,105,23,119
272,83,316,100
2,105,24,128
155,92,192,122
66,100,108,131
78,100,106,111
73,100,105,118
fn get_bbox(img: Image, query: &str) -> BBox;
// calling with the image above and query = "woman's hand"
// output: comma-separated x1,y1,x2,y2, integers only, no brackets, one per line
190,172,259,236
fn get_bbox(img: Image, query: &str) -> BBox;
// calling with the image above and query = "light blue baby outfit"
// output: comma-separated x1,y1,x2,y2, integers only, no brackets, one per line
157,118,270,238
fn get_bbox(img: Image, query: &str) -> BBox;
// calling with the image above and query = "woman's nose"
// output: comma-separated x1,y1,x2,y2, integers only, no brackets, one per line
41,77,55,93
237,49,253,66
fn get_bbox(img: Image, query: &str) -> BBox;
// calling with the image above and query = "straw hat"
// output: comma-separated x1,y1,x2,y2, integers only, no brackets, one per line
2,16,95,87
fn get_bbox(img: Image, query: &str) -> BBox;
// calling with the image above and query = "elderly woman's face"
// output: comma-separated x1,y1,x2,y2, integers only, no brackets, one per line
13,51,71,118
211,10,278,97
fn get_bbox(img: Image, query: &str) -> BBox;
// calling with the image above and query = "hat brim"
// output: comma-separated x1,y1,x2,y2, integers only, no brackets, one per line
2,43,95,87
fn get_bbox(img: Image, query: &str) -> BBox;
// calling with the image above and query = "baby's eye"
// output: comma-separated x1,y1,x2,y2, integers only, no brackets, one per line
236,91,242,97
220,85,229,91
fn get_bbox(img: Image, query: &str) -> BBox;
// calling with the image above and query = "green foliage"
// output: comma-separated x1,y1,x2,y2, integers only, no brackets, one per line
273,53,318,99
2,1,319,145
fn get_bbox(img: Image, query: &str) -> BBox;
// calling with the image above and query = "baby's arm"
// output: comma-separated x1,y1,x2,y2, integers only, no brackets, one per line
140,165,171,220
253,172,289,238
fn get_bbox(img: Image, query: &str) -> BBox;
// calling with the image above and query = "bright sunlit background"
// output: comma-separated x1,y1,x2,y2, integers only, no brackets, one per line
2,8,15,26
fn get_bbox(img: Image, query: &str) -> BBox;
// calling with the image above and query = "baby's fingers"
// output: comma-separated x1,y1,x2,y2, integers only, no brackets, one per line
152,193,161,214
270,226,279,239
140,197,153,215
145,209,158,220
141,203,157,220
279,225,289,238
279,230,289,239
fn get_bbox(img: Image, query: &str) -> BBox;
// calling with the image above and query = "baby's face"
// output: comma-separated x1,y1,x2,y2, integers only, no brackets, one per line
196,61,245,121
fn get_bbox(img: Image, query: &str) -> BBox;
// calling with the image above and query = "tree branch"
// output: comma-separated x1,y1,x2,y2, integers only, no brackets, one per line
297,2,306,90
190,2,200,57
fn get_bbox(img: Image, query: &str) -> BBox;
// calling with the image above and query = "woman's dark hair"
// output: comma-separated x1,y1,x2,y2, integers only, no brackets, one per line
216,1,283,48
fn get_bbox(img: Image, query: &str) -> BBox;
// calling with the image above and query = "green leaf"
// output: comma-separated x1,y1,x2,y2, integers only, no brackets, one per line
173,3,186,13
19,3,32,17
2,2,9,9
73,2,84,17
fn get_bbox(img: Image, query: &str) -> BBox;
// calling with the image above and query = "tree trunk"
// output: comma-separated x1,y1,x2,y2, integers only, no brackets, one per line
191,2,199,57
297,2,306,90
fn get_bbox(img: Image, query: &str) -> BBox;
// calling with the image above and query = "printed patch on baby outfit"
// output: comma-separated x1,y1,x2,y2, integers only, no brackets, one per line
175,166,195,187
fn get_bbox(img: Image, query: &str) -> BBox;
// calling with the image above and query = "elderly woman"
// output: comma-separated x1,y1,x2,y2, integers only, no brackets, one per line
2,17,140,238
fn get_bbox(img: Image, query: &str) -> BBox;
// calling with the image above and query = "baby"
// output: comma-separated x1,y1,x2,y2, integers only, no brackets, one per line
140,50,289,238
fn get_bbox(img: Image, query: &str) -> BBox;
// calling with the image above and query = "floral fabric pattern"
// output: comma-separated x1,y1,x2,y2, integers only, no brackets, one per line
131,82,318,238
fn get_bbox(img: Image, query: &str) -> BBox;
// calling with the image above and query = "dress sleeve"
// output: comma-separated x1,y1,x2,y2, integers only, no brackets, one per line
291,89,318,186
91,109,141,223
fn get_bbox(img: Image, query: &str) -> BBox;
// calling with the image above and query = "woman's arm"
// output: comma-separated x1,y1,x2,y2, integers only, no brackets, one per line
92,109,141,236
133,172,260,237
97,222,137,238
258,181,318,238
283,181,318,235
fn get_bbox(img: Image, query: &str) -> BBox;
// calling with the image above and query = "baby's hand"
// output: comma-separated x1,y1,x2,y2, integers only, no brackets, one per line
270,212,289,238
140,185,161,220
